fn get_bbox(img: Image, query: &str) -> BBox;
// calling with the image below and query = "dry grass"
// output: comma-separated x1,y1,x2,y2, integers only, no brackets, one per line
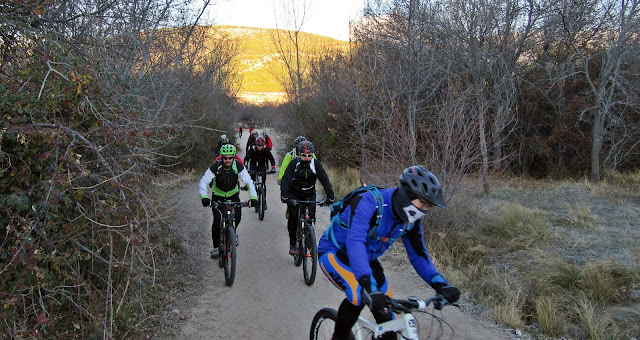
566,202,601,229
573,296,622,340
324,166,363,199
533,295,567,337
480,202,548,249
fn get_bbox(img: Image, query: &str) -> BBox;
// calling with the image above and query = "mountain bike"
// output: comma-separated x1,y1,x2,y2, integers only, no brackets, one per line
289,199,326,286
310,294,455,340
249,169,275,221
210,200,248,286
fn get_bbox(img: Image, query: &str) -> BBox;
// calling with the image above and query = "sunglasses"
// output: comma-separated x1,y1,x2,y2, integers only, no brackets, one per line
222,156,234,160
300,153,312,158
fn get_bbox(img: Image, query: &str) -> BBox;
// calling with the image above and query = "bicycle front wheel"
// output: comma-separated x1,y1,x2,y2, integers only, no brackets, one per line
224,226,237,286
293,223,303,267
302,224,317,285
258,186,265,220
310,308,353,340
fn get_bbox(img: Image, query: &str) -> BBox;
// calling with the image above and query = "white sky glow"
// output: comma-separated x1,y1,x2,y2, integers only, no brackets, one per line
204,0,365,41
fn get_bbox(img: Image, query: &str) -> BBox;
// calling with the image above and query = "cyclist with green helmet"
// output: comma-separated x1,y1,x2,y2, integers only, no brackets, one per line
199,144,258,258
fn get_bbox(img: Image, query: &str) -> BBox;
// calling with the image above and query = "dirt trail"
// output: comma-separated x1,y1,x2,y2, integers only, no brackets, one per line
156,129,517,339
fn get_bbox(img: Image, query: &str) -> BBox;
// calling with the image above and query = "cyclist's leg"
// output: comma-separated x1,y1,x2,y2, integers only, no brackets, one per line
260,168,268,209
287,202,298,248
318,251,363,340
211,203,223,248
231,192,241,228
369,260,395,339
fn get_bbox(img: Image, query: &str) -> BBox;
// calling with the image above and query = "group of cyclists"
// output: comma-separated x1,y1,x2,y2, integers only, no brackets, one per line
198,127,460,340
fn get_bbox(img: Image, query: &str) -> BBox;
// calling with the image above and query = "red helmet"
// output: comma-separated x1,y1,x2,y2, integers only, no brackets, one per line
256,136,266,146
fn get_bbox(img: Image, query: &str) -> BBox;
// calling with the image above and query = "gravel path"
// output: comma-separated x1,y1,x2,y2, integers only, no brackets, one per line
154,128,515,340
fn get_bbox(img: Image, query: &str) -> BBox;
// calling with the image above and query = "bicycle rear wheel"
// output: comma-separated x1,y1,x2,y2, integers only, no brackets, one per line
310,308,354,340
223,226,237,286
302,224,317,285
258,186,265,220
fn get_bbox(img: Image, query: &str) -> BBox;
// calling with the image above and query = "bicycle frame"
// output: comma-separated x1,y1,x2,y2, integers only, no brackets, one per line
309,295,452,340
290,199,325,285
353,312,419,339
249,169,273,220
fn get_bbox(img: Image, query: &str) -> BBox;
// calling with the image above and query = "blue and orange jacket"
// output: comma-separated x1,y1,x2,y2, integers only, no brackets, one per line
317,188,442,283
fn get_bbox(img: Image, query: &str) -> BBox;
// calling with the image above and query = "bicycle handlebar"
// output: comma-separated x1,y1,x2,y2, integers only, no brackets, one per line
289,199,327,206
387,295,450,313
209,201,249,208
248,170,276,175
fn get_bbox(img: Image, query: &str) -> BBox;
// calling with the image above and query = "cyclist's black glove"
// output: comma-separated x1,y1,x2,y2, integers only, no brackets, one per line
281,196,289,203
326,197,335,205
270,167,276,174
249,199,258,207
359,276,388,312
201,198,211,207
432,282,460,304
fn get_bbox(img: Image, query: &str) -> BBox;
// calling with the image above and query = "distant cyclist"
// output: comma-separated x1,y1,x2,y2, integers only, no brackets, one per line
199,144,257,258
317,166,460,340
246,129,259,152
262,131,273,150
215,134,230,157
244,136,277,209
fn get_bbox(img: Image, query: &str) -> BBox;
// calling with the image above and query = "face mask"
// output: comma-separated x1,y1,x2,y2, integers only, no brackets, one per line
402,205,428,223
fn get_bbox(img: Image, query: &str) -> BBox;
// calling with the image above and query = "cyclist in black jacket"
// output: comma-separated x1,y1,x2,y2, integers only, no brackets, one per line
280,140,335,255
244,136,277,208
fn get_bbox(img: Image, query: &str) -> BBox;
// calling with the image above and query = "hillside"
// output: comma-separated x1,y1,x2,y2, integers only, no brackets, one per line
212,25,350,101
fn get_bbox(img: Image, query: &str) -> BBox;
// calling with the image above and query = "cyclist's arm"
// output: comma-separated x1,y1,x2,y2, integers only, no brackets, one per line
238,168,257,199
267,150,276,168
243,148,252,165
278,152,293,180
279,159,296,197
198,167,216,198
314,159,334,199
402,224,442,284
345,193,379,280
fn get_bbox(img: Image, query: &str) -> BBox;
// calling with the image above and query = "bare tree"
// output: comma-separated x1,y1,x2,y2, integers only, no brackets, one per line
271,0,313,104
553,0,640,182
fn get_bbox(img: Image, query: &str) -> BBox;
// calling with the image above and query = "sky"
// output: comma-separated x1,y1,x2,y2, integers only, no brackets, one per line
203,0,366,41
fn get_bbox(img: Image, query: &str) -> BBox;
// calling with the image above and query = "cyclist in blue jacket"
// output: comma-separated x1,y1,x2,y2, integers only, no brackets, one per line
317,166,460,340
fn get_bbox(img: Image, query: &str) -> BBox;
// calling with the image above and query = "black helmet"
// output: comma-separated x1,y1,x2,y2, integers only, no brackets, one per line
297,140,315,155
399,166,446,208
294,136,306,147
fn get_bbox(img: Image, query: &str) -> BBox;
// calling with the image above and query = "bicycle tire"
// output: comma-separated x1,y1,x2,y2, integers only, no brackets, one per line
224,226,237,286
217,243,224,268
302,224,317,285
258,185,265,221
293,222,303,266
310,308,354,340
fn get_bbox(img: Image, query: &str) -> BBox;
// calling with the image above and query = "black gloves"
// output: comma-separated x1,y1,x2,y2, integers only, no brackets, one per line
432,282,460,304
201,198,211,207
281,196,289,203
358,276,388,312
326,197,335,205
270,167,276,174
249,199,258,207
